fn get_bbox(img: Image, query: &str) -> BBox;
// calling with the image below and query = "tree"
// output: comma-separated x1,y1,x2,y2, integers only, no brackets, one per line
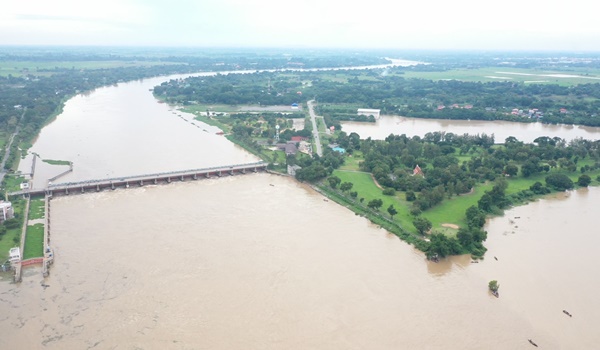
578,174,591,187
545,173,574,191
367,198,383,210
349,191,358,199
488,280,499,293
504,164,518,176
387,204,398,219
477,193,493,212
340,182,353,192
465,205,486,229
405,190,416,201
413,217,432,235
327,175,341,189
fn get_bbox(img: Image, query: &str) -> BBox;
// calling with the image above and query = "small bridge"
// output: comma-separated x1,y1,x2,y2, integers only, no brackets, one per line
10,161,268,197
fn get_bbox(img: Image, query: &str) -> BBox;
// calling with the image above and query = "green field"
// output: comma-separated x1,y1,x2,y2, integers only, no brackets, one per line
0,60,179,77
28,198,46,221
401,67,600,86
22,224,43,260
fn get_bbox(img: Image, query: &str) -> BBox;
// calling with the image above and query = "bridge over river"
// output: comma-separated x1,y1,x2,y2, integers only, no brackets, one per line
10,161,269,197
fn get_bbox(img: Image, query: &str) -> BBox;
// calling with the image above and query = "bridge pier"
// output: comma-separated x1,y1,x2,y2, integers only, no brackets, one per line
229,170,234,175
167,177,171,183
65,188,69,195
154,178,158,184
206,172,210,178
241,169,246,174
218,171,222,177
96,184,100,192
126,182,129,188
254,167,257,172
193,174,197,180
139,180,144,186
111,182,115,190
81,186,84,193
180,175,184,181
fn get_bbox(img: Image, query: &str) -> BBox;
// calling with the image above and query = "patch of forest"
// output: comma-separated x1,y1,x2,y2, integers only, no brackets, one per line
156,66,600,127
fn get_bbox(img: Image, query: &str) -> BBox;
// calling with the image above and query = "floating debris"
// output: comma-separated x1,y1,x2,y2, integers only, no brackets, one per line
563,310,572,317
528,339,538,347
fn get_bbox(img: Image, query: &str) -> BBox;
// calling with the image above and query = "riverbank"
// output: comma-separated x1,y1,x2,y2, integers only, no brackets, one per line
192,108,600,258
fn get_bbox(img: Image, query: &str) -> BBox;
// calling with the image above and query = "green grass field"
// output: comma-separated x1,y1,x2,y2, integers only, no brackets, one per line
1,175,27,194
400,67,600,86
22,224,43,260
28,198,45,221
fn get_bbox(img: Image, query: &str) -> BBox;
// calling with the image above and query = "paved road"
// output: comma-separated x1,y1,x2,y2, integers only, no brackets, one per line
0,108,27,185
307,100,323,157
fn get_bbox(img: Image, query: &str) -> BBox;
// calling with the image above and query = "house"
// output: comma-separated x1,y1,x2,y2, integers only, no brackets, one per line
20,182,30,190
412,164,424,177
287,165,302,176
290,136,308,142
0,201,14,223
285,142,297,155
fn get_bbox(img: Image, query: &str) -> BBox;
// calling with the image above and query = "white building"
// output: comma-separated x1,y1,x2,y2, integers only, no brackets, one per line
357,108,381,119
9,247,21,265
0,201,14,222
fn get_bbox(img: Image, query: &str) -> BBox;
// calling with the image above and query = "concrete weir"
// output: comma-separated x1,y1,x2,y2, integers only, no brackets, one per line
10,162,269,198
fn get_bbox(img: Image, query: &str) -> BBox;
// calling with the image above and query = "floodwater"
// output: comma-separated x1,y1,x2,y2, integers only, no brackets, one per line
341,115,600,143
2,62,600,349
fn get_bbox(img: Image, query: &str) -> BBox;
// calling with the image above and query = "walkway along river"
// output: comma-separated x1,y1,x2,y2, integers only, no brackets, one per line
2,62,600,349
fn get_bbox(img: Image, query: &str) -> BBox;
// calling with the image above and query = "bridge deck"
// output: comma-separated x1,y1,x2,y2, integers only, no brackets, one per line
10,162,269,197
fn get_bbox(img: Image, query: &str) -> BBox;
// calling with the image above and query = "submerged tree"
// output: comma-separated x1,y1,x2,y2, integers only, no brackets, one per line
488,280,499,293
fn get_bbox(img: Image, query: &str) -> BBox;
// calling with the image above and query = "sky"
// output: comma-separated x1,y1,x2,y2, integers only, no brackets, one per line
1,0,599,51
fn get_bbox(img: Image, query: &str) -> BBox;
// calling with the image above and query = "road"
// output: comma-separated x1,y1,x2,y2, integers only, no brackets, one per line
0,108,26,186
307,100,323,157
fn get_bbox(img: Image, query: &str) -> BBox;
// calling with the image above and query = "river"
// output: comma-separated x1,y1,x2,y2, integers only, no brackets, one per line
1,62,600,349
341,115,600,143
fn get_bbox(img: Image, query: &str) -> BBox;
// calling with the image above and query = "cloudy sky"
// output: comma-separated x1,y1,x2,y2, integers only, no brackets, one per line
1,0,599,51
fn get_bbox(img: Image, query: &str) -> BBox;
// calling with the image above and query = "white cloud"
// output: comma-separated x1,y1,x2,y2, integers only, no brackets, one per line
0,0,599,50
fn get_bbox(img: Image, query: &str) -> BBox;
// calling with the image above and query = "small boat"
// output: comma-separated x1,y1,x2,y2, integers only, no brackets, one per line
563,310,572,317
528,339,538,347
494,256,498,261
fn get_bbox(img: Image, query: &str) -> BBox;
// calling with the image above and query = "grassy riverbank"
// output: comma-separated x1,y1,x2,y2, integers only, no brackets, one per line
23,224,43,260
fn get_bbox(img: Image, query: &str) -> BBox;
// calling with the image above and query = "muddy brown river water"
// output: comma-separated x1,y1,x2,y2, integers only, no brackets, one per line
2,63,600,349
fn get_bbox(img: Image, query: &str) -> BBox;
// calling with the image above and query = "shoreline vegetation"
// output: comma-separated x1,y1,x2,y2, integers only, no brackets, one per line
175,98,600,259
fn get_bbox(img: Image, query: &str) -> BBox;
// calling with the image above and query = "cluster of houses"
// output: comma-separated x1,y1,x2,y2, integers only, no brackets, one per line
437,104,474,110
510,108,545,118
274,136,311,156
